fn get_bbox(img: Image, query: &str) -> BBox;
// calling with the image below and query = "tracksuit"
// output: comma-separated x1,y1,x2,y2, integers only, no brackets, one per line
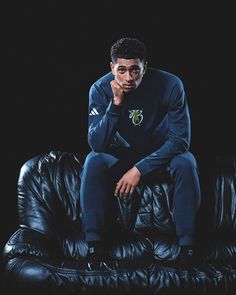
80,68,201,246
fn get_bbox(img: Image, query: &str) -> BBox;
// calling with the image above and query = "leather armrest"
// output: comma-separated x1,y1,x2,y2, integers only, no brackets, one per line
2,227,61,263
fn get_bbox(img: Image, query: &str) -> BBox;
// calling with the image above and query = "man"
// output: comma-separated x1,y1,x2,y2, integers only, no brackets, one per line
80,37,201,265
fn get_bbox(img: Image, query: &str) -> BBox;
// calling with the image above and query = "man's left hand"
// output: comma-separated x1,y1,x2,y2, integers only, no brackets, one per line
115,166,141,198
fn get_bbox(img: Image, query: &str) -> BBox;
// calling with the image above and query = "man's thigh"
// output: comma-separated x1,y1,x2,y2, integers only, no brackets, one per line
102,149,143,183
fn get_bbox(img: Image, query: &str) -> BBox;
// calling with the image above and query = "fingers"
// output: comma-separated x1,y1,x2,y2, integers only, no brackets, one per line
129,187,135,195
114,181,124,197
115,181,135,198
110,79,122,89
114,181,120,197
110,80,124,101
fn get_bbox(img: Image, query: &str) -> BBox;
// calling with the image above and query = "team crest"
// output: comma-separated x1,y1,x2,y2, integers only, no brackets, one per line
129,109,143,126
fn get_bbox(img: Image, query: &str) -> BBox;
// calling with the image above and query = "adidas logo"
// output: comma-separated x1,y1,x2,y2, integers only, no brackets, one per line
89,107,99,116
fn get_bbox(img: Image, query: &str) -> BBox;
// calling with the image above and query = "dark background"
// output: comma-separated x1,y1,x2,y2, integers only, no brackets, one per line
1,0,235,272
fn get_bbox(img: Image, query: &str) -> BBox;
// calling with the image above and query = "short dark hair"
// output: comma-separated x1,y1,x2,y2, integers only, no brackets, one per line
110,37,147,63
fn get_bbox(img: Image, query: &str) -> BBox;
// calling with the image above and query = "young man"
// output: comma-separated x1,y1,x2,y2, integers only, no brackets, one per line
80,37,201,265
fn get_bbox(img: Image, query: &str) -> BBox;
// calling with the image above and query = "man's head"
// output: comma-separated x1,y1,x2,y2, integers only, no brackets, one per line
110,37,147,92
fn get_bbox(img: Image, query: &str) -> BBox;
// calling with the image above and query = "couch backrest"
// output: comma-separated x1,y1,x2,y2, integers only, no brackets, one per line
17,151,84,240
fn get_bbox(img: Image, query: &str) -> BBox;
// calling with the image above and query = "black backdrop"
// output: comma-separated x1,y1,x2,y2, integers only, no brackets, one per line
1,0,235,264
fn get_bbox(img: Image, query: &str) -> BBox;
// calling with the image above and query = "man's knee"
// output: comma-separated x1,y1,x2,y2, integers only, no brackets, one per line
83,151,106,172
170,152,197,173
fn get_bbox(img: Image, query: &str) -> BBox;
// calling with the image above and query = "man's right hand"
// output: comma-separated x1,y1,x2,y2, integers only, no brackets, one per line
110,80,124,105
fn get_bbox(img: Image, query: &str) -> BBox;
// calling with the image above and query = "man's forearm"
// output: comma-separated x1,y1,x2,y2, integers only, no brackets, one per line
88,101,122,152
135,137,189,176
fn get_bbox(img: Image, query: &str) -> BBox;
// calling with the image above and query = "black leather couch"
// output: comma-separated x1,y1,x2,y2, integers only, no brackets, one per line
2,151,236,295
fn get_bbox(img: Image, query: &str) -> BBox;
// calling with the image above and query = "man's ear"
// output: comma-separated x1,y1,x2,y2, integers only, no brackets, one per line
110,62,115,75
143,62,148,75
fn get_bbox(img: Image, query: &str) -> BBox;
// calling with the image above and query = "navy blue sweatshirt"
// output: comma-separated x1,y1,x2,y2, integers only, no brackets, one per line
87,68,191,176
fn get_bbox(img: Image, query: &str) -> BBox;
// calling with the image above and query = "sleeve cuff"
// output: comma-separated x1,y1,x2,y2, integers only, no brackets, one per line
135,160,152,176
106,100,122,116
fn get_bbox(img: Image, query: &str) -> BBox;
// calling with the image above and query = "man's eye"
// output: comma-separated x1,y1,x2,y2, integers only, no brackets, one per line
118,69,126,73
132,69,141,73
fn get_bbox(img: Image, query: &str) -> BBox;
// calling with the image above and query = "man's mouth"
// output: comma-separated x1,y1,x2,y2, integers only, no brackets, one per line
123,84,135,89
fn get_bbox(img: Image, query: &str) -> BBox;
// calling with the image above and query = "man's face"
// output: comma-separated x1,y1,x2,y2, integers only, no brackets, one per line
110,58,146,92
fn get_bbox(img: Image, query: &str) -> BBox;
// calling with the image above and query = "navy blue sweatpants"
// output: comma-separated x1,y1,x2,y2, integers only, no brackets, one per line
80,150,201,246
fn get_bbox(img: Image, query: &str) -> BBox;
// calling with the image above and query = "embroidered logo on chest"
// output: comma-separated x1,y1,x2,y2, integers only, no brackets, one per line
128,109,143,126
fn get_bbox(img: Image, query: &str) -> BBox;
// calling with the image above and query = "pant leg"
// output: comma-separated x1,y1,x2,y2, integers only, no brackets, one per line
80,151,119,242
80,151,139,242
169,151,201,246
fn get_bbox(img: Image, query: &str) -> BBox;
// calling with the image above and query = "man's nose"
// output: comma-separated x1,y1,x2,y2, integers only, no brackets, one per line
125,71,133,81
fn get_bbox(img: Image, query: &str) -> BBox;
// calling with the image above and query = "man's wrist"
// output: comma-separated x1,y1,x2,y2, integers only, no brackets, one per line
112,98,123,106
132,166,142,176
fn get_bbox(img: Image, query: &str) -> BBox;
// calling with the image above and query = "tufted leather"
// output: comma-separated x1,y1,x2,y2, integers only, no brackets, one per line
2,151,236,294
